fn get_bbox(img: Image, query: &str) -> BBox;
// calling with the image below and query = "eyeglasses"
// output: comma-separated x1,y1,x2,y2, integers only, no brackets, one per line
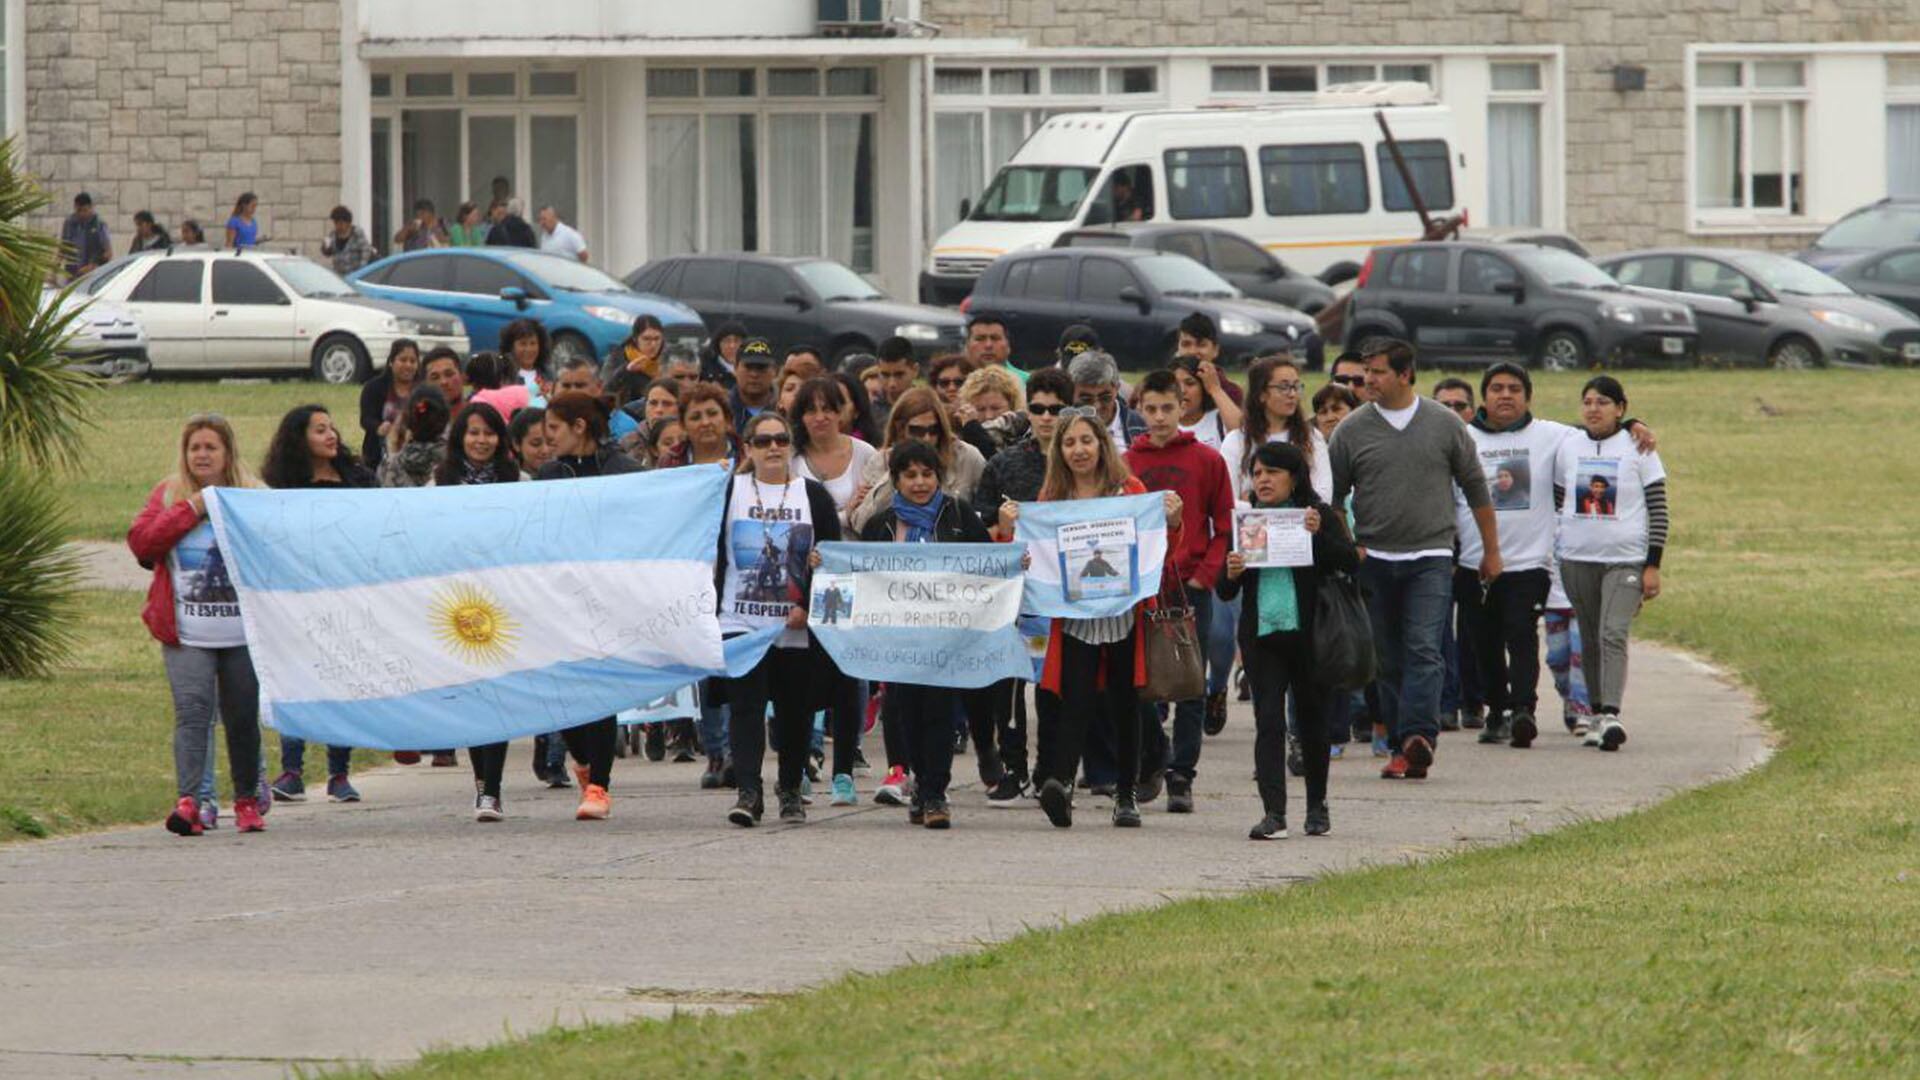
1442,400,1473,414
934,376,967,390
904,422,942,439
748,432,792,448
1075,391,1118,407
1268,381,1304,394
1332,375,1365,387
1028,402,1067,416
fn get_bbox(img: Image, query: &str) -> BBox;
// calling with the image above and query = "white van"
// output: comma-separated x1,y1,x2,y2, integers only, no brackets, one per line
920,83,1462,304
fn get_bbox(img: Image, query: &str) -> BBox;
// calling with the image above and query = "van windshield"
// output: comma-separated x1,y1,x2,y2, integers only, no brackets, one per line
971,166,1098,223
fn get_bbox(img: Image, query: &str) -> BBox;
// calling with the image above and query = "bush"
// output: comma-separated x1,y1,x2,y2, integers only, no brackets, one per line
0,463,83,677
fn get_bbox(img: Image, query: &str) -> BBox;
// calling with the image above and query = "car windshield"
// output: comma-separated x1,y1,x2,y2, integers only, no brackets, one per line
76,257,143,296
267,257,357,298
497,252,630,293
970,166,1098,223
1514,246,1618,290
1741,252,1852,296
1133,254,1237,298
795,260,883,302
1815,204,1920,250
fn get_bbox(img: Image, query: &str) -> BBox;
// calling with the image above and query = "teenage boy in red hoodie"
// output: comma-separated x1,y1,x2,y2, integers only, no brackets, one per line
1125,368,1234,813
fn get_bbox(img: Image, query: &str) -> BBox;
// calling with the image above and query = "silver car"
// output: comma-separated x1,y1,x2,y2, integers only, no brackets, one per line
1598,248,1920,368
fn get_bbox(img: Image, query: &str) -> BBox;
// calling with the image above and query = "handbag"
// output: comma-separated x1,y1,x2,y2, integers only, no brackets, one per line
1142,576,1206,703
1312,570,1376,691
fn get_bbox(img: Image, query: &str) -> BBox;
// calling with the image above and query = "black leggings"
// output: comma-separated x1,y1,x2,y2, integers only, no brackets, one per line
728,647,815,795
469,742,508,798
1247,630,1328,816
886,682,957,802
1051,631,1141,798
826,672,863,778
563,717,618,788
962,678,1027,784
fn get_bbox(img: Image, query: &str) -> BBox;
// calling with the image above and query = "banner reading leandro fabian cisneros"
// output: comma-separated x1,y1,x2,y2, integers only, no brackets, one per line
808,541,1031,690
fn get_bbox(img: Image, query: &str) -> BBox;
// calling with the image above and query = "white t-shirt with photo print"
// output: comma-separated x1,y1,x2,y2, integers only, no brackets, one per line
1554,428,1666,564
720,476,817,648
1454,417,1575,573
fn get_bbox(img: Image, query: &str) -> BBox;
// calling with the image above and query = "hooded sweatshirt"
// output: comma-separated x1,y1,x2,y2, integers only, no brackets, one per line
1124,429,1234,590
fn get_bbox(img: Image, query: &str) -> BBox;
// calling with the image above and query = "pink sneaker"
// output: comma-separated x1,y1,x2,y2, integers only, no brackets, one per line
233,797,266,833
164,796,203,837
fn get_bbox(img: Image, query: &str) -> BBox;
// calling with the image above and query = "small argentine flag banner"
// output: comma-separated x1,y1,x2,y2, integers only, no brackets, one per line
1013,493,1168,619
207,466,766,751
808,541,1031,690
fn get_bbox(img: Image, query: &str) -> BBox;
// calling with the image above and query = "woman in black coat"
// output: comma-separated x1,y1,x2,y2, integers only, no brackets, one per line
1216,440,1357,841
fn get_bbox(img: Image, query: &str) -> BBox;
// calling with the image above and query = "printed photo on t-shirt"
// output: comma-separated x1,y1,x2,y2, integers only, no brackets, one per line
1575,458,1620,518
731,517,814,617
1485,450,1532,511
175,528,239,611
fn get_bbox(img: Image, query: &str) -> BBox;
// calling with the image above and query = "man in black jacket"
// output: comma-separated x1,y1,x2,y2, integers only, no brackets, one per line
483,198,538,248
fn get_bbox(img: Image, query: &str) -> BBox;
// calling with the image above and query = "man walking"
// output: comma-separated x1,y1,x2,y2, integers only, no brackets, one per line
61,192,112,280
1330,340,1497,781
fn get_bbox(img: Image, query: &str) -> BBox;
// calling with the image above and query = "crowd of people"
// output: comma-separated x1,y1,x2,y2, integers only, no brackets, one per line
131,310,1670,842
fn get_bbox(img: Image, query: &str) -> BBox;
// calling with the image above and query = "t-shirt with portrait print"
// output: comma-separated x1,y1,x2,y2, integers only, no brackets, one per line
1554,428,1666,564
720,475,816,649
168,520,245,648
1455,417,1576,573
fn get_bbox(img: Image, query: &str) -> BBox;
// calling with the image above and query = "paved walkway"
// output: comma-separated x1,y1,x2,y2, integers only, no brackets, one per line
0,625,1767,1079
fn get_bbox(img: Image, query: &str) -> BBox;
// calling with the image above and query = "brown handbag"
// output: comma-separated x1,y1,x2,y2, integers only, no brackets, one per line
1141,575,1205,703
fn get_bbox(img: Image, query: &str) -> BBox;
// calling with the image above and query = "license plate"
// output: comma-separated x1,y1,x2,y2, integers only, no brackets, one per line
1904,342,1920,361
1661,336,1686,355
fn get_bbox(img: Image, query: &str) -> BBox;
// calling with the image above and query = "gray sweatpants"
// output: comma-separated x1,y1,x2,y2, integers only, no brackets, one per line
1558,560,1643,714
162,644,262,802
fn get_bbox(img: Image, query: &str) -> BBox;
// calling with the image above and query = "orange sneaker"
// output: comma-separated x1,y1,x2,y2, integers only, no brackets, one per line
576,783,610,820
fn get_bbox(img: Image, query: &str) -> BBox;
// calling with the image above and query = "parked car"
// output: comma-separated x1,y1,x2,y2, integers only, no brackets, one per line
1598,248,1920,368
965,247,1316,370
1794,197,1920,272
42,285,150,379
73,250,466,383
349,249,705,370
625,253,965,364
1345,241,1697,371
1827,244,1920,321
1053,224,1338,314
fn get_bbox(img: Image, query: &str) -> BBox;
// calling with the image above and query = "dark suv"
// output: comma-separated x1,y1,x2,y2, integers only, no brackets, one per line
1052,224,1336,314
966,247,1316,370
1345,242,1698,370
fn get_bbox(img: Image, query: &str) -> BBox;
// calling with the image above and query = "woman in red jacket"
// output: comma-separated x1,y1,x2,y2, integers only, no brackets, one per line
127,414,268,836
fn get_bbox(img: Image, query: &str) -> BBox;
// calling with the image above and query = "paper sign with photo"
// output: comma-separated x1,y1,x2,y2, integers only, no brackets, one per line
1057,517,1138,601
1233,508,1313,568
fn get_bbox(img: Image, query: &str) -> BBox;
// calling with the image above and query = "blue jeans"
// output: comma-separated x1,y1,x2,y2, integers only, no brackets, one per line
278,736,352,777
1359,555,1453,751
699,703,730,762
1205,592,1239,695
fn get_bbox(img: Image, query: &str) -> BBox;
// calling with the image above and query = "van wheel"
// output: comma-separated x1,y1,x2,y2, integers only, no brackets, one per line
1319,261,1362,288
312,334,371,384
1535,330,1587,372
1767,335,1821,370
550,331,595,371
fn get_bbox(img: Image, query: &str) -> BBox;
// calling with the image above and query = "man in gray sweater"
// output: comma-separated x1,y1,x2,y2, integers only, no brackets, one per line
1330,340,1499,780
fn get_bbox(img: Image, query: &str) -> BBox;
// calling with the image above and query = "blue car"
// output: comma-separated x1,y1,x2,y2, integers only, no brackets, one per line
348,249,706,368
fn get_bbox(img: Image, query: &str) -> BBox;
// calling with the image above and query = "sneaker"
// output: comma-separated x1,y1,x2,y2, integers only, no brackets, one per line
326,774,361,803
700,756,725,790
1509,710,1539,749
1328,744,1346,761
198,798,220,832
270,770,306,802
1461,706,1486,730
1371,734,1391,758
1380,753,1409,780
644,725,667,762
923,798,952,830
1440,709,1462,732
1166,777,1194,814
1037,778,1073,828
1136,765,1165,805
165,796,203,837
778,788,806,824
670,732,697,764
1235,667,1251,702
874,765,909,806
1479,713,1513,745
394,751,422,765
430,751,458,767
255,774,272,816
850,747,872,776
1599,717,1627,751
575,784,610,820
1286,740,1305,777
1248,814,1288,840
546,768,573,789
1402,735,1433,779
727,789,763,827
233,796,266,833
475,794,504,823
1304,802,1331,836
830,773,857,806
1573,717,1594,739
985,775,1025,806
907,802,926,826
1583,725,1605,747
1112,792,1142,828
1203,690,1228,736
799,774,815,806
864,687,883,734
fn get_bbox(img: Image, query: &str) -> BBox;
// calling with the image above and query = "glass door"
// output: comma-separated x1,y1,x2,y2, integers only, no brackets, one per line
371,116,393,255
530,113,580,228
466,113,519,214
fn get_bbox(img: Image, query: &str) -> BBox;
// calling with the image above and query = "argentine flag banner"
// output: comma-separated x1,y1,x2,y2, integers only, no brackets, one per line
207,466,763,750
1013,493,1167,618
808,542,1031,690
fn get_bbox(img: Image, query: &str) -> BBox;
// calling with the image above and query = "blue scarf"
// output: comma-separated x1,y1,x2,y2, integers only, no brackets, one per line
893,491,946,542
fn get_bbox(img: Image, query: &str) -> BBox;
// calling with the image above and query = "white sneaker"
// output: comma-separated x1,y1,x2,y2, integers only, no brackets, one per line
474,794,503,822
1582,723,1604,747
1598,718,1627,752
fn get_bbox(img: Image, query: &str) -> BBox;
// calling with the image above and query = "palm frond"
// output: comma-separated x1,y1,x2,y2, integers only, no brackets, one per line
0,135,99,472
0,461,84,678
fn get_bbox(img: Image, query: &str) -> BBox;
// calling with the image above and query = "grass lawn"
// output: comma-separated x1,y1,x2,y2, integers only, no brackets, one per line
320,369,1913,1077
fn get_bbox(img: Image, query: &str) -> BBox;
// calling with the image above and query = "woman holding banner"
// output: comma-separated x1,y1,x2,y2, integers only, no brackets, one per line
1216,441,1356,840
1002,409,1182,829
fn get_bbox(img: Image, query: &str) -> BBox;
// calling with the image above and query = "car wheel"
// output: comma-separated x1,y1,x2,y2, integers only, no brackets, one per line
550,331,595,371
1767,335,1821,370
1536,330,1587,372
311,334,371,384
1319,261,1362,288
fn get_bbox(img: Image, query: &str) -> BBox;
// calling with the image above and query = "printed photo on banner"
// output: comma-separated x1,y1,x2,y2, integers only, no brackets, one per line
1485,451,1532,511
1575,458,1620,518
617,683,701,726
731,516,813,619
808,574,856,627
1232,507,1314,568
1057,517,1137,602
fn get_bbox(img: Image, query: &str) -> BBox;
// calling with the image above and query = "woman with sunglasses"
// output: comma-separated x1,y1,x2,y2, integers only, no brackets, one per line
717,413,841,827
925,353,975,410
848,388,985,532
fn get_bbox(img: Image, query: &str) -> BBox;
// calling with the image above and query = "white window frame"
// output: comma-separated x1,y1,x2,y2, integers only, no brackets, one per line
1686,51,1811,231
1,0,22,139
1205,58,1440,100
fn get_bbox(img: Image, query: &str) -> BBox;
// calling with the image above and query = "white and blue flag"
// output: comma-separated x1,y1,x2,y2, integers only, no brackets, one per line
208,466,775,750
1014,492,1168,618
808,542,1031,690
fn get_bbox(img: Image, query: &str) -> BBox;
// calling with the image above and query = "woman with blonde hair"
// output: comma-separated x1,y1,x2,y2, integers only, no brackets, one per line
848,387,985,530
128,414,269,836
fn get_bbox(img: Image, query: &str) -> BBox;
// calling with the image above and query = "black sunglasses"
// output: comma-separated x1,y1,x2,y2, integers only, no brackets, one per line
1028,402,1067,416
904,422,942,438
748,432,792,448
1332,375,1366,387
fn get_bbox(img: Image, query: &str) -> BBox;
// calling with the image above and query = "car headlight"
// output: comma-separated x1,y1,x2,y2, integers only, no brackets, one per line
1811,309,1877,334
585,305,634,324
1602,303,1639,325
1218,314,1262,337
893,323,943,342
393,317,428,334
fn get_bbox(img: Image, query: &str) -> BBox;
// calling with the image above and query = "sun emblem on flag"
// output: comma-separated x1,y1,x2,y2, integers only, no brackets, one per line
430,582,519,666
